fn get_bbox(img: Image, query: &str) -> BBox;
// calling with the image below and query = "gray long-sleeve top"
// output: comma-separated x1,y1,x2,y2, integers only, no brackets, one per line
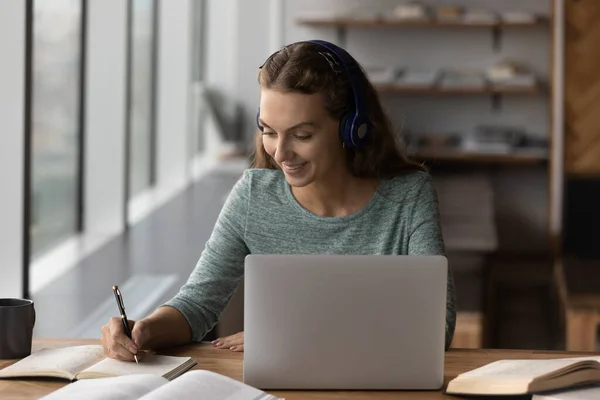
164,168,457,349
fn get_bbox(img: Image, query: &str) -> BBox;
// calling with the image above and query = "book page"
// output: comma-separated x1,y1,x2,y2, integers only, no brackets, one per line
77,353,193,379
0,345,105,379
40,374,167,400
533,384,600,400
458,357,600,380
139,370,281,400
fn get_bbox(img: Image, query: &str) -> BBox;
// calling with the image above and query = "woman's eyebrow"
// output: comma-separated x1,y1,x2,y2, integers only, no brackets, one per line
258,120,315,133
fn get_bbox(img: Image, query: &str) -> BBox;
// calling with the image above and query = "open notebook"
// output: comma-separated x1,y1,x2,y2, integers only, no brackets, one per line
40,370,282,400
0,345,196,381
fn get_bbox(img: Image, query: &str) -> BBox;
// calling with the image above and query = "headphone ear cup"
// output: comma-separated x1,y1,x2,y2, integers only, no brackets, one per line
338,114,352,148
340,112,370,149
256,109,263,132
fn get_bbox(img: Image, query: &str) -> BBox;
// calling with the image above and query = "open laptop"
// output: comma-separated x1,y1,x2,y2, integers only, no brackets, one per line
242,254,448,390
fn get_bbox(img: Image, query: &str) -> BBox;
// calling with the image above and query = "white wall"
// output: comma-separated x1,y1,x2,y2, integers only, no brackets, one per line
0,2,26,298
204,0,285,149
156,0,193,189
205,0,238,103
235,0,272,143
84,0,128,236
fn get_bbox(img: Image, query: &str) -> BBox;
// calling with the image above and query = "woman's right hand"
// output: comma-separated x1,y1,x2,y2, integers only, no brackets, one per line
101,317,151,361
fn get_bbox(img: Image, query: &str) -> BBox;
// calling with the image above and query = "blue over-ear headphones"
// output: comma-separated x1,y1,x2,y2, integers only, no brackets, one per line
257,40,372,149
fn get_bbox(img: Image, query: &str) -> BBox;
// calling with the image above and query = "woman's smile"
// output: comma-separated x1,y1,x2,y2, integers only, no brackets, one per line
281,162,308,175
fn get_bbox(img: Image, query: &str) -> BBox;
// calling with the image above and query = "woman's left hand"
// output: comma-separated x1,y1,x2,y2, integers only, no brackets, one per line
212,331,244,352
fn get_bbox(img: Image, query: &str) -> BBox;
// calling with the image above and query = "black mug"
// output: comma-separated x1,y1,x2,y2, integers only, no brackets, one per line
0,298,36,359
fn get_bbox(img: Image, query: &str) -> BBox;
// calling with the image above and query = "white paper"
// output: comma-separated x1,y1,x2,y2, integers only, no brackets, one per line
79,353,192,379
40,374,167,400
139,370,279,400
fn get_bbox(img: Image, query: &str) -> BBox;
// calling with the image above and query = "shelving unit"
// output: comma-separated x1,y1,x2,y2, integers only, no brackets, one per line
297,11,552,166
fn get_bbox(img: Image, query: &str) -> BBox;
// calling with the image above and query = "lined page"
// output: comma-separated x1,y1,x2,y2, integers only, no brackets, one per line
0,345,105,379
77,353,194,379
139,370,281,400
40,374,167,400
458,357,600,379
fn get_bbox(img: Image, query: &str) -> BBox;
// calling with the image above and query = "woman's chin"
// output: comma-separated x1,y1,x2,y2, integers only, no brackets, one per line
285,175,312,188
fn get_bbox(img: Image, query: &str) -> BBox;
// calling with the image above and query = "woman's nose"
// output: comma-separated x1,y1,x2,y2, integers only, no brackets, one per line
274,138,293,163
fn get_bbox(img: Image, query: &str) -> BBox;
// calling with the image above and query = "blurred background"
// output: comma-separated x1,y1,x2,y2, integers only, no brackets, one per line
1,0,599,352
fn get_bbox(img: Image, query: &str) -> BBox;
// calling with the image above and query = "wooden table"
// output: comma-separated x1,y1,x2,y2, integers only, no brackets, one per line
0,338,598,399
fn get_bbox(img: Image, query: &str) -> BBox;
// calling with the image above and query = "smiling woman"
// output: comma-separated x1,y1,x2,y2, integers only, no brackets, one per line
99,40,456,362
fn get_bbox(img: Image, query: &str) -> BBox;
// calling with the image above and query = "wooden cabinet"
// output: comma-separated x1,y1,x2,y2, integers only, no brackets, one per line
565,0,600,175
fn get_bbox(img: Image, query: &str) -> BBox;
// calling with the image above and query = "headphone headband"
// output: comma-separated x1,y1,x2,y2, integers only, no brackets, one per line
304,40,368,129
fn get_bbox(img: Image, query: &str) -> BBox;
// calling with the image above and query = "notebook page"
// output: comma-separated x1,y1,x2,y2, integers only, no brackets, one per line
459,357,600,380
532,385,600,400
139,370,281,400
40,374,167,400
0,345,105,379
78,353,193,379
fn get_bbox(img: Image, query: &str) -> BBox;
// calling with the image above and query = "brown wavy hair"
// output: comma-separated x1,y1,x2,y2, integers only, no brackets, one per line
250,41,425,178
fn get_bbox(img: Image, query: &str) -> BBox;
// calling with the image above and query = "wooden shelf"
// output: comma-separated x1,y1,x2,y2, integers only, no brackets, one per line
297,17,547,29
376,84,543,96
410,150,548,166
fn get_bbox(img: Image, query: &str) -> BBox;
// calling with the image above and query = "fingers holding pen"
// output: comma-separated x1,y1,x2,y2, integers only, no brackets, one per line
101,317,139,361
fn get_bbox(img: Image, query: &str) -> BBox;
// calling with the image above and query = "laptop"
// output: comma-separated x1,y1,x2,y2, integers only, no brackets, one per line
242,254,448,390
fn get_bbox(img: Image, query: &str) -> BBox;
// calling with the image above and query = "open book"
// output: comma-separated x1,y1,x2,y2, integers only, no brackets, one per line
446,356,600,395
0,345,196,381
40,370,282,400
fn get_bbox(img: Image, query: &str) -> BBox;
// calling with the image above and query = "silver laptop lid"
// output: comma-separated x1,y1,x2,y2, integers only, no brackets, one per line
243,254,447,390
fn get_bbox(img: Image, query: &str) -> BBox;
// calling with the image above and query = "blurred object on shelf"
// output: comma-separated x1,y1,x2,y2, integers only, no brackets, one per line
463,125,527,154
501,11,537,24
521,136,549,152
440,69,486,90
395,68,440,89
344,9,382,21
405,126,549,163
487,60,537,88
390,1,429,21
364,66,398,85
297,9,381,22
462,9,498,24
435,5,463,22
296,3,547,28
405,130,461,151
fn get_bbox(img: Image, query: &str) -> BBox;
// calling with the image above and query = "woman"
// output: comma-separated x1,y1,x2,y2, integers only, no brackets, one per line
101,40,456,361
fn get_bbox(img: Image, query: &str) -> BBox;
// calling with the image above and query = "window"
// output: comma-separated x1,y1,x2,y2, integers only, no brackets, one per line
128,0,158,197
30,0,84,255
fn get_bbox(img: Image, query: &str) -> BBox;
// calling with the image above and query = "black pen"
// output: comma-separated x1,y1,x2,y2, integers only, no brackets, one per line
112,285,139,363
